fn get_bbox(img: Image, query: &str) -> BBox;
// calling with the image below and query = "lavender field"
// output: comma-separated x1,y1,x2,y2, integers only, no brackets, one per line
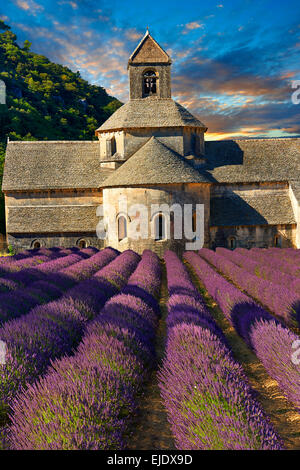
0,246,300,450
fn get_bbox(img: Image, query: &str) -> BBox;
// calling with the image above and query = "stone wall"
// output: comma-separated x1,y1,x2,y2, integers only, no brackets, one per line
103,183,210,255
99,131,125,160
289,182,300,248
210,224,296,249
7,232,104,253
5,189,103,251
209,182,297,248
98,128,206,167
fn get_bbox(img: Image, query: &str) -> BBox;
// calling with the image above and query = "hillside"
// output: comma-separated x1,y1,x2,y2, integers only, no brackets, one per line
0,20,122,233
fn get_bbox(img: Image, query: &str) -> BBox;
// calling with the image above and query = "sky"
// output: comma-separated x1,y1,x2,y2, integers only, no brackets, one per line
1,0,300,140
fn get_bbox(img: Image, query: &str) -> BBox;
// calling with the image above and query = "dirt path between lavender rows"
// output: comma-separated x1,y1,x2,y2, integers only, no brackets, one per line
128,262,175,450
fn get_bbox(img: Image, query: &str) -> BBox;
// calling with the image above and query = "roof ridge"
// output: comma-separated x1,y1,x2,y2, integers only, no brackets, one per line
207,137,300,143
7,140,99,144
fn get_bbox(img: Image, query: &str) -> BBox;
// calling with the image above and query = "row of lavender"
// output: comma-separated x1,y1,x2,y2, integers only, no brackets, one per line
158,251,282,449
0,246,98,292
247,247,300,274
198,248,300,328
218,247,300,296
0,247,111,324
184,251,300,411
0,247,75,265
0,248,142,428
5,250,162,449
0,247,85,275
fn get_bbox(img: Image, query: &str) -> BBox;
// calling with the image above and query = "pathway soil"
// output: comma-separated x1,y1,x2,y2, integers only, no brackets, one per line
128,262,175,450
186,260,300,450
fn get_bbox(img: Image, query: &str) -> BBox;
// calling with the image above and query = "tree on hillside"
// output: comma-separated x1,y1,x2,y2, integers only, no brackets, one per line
0,20,122,234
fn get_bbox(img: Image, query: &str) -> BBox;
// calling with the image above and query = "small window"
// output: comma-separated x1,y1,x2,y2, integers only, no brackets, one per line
106,136,116,158
274,235,281,247
228,237,236,250
154,213,166,241
191,133,196,153
143,70,157,96
33,240,41,249
118,216,127,241
78,239,87,249
191,132,200,155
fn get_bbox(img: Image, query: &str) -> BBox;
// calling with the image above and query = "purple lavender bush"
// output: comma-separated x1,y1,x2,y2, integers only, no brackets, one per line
5,252,86,286
60,247,118,282
9,346,142,450
0,300,85,420
0,249,118,325
160,251,283,450
199,248,300,327
94,249,141,291
216,247,300,296
249,320,300,410
159,323,282,450
8,250,161,449
123,249,161,315
0,250,138,426
185,251,300,414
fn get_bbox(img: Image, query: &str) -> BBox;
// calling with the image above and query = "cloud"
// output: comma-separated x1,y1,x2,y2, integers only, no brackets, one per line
125,28,142,41
181,21,205,35
185,22,204,30
58,0,78,9
14,0,44,15
7,0,300,139
169,36,300,140
173,57,290,103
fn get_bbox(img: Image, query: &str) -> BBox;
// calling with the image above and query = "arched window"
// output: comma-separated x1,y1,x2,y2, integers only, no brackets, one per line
33,240,41,249
274,234,281,247
228,237,236,250
154,213,166,241
143,70,157,96
118,216,127,241
78,239,87,249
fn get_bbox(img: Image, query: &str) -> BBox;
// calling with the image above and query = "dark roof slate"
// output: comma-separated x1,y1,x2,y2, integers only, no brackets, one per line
204,138,300,183
210,191,296,226
2,141,113,191
3,137,300,192
96,98,207,132
102,137,210,187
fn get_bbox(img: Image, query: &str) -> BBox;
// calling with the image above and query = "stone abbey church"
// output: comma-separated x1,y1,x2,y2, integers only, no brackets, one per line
2,31,300,254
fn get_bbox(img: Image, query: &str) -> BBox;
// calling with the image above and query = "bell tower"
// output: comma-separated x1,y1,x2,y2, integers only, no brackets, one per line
128,29,172,100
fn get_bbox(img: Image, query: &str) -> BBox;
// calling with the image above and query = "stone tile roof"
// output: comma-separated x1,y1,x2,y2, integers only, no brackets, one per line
128,30,171,64
210,191,296,226
2,141,113,191
102,137,210,187
3,137,300,192
7,205,99,233
204,138,300,183
96,98,207,132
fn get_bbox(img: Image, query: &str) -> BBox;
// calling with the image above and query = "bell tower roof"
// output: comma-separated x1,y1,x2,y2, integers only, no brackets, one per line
128,29,171,67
